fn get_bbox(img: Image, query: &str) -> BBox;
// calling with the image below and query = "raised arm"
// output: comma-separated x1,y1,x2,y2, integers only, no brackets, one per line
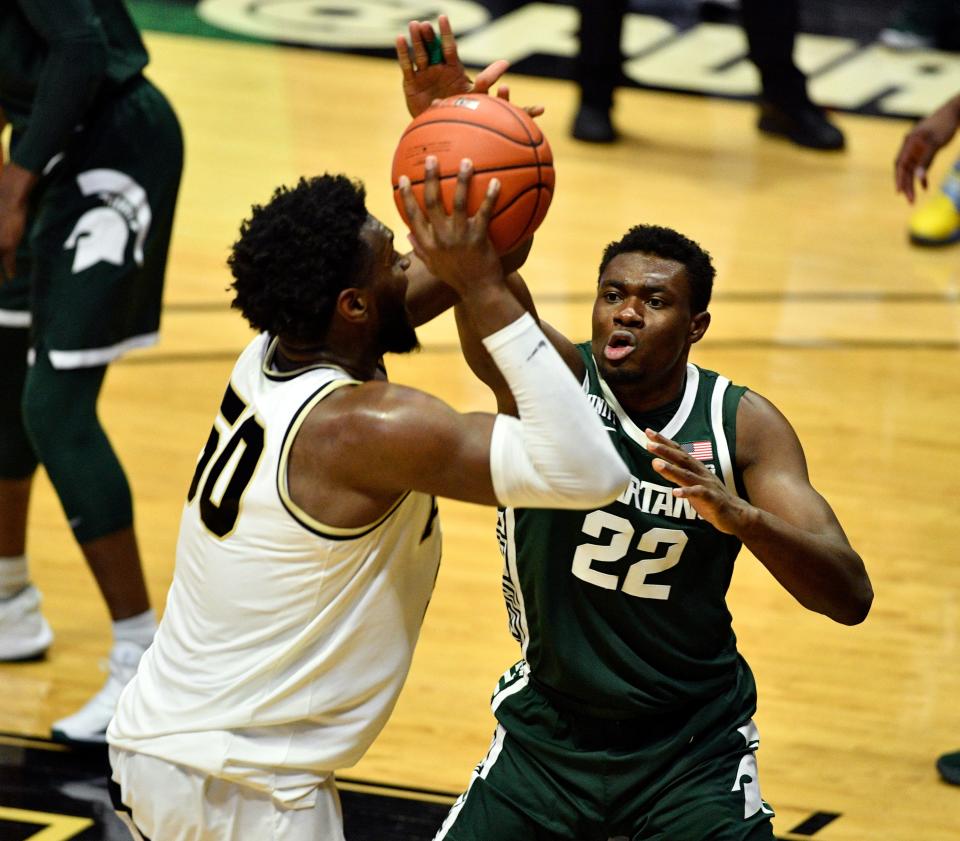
454,270,584,415
292,161,628,526
646,392,872,626
397,15,542,329
396,14,511,119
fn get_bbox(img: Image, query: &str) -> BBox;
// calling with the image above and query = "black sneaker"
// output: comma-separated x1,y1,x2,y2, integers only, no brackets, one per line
937,750,960,785
757,100,845,151
572,103,617,143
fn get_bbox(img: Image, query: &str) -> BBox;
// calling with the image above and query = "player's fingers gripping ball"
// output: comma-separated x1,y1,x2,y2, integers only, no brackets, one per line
392,94,554,254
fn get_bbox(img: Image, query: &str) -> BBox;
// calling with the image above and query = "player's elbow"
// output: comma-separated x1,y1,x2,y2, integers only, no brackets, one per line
557,459,630,509
833,578,874,626
591,460,631,506
818,569,873,626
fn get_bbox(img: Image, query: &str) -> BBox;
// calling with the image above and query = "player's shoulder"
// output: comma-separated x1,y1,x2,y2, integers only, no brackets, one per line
736,388,789,426
734,388,804,469
553,330,586,379
291,380,456,487
302,380,442,442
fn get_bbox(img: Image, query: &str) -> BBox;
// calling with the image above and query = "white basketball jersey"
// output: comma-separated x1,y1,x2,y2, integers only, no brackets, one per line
109,333,442,804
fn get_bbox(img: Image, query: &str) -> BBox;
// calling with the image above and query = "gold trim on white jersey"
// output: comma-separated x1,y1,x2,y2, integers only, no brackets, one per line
276,378,410,539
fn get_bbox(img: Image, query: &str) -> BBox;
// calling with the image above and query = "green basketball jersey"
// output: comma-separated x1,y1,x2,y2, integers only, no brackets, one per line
497,343,755,719
0,0,150,173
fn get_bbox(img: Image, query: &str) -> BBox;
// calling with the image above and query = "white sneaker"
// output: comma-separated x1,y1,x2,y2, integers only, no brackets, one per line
51,639,146,744
0,585,54,661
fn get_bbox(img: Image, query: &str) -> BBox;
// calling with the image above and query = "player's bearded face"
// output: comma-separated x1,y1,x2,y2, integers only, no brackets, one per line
378,290,420,354
361,218,419,355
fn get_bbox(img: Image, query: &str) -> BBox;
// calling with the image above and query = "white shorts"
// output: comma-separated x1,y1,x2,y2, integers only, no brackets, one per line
109,747,345,841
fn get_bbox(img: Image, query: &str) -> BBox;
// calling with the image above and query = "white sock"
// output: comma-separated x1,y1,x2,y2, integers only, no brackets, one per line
112,609,157,650
0,555,29,600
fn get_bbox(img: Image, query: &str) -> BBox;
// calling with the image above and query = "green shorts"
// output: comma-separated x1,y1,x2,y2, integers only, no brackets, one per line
0,75,182,369
435,661,774,841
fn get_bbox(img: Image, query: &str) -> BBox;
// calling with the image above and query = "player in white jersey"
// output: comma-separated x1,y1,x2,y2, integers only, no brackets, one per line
106,155,630,840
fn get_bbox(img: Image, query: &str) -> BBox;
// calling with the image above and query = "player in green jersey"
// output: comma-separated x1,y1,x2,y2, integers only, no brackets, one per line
0,0,182,743
440,227,873,841
395,19,873,840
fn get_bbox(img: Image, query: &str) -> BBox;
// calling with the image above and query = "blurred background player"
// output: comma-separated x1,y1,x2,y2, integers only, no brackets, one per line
894,88,960,785
107,164,628,841
572,0,845,150
894,92,960,246
0,0,182,743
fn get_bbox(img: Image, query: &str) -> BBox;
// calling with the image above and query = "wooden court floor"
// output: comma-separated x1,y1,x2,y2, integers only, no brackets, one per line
2,32,959,840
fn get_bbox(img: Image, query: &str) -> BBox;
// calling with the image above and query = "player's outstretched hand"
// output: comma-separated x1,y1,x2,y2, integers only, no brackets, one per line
396,15,510,118
646,429,753,536
398,155,502,297
895,96,960,203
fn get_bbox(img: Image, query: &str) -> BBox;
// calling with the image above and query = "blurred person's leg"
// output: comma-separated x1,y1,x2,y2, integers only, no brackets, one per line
740,0,845,150
572,0,627,142
0,262,52,662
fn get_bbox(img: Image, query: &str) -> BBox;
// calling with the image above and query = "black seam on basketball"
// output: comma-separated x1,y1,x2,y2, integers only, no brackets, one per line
398,119,545,148
486,183,541,218
486,96,542,148
486,96,546,191
491,98,549,214
392,162,555,189
493,186,547,253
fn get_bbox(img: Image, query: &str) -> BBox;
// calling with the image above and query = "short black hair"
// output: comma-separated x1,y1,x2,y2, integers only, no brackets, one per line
598,224,715,313
228,174,369,342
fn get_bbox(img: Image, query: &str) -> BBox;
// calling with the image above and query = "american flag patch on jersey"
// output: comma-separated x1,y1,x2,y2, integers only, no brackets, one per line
681,441,714,461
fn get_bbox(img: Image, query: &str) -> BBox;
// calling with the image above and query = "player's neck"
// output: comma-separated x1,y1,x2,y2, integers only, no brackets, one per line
610,368,687,419
274,339,379,381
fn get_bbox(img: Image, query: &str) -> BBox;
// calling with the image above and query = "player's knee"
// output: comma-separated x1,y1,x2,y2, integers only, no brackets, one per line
20,361,107,466
22,373,78,458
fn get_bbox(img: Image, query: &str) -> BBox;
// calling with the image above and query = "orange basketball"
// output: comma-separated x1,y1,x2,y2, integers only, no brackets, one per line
391,94,554,254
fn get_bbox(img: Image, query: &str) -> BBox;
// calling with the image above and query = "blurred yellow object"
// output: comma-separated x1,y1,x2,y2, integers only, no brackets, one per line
909,192,960,246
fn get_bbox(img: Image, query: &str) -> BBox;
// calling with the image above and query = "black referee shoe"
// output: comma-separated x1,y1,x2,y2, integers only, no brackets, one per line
937,750,960,785
572,103,617,143
757,99,845,151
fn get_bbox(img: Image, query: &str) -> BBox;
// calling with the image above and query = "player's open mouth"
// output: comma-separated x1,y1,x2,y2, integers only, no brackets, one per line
604,330,636,361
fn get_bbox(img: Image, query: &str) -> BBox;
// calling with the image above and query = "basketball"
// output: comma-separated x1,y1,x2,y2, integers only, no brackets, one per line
391,94,554,254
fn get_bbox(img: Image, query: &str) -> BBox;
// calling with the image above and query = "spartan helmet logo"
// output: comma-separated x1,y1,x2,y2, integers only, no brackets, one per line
64,169,152,274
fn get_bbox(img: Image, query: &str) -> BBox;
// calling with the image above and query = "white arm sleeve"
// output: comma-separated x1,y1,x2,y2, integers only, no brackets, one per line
483,313,630,509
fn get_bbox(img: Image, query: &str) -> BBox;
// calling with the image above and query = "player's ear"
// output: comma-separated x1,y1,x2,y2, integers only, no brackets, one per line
337,287,370,324
688,311,710,344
